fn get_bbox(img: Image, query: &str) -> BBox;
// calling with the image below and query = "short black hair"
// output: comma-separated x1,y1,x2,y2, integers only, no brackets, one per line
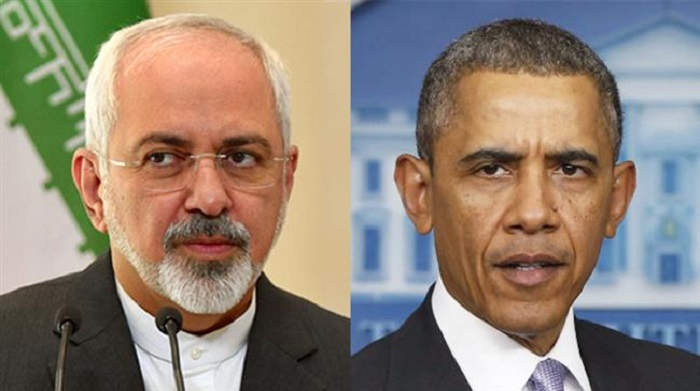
416,19,622,164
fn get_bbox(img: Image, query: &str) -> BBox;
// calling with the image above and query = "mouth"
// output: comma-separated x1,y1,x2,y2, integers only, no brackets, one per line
493,253,566,287
177,236,246,259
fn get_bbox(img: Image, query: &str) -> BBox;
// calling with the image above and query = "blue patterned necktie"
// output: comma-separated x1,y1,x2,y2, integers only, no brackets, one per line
528,358,566,391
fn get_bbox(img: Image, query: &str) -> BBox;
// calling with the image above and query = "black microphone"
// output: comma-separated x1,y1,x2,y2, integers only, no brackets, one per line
156,307,186,391
53,306,81,391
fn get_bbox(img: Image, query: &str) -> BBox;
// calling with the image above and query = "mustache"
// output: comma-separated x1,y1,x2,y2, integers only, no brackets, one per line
163,214,250,252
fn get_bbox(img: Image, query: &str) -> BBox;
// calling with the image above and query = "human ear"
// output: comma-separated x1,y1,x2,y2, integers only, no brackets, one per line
604,160,636,238
394,154,433,234
72,148,108,233
283,145,299,201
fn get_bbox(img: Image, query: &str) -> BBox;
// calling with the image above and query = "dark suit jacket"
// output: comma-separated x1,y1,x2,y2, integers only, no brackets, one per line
0,252,349,390
352,289,700,391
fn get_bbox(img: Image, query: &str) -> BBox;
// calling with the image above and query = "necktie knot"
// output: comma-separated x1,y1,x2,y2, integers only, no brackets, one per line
528,358,566,391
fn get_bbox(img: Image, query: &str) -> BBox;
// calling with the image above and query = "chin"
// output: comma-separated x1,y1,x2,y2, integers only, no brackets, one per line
489,302,568,337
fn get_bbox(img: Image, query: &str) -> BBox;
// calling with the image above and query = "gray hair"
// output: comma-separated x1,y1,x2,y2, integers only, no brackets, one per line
84,14,291,168
417,18,622,164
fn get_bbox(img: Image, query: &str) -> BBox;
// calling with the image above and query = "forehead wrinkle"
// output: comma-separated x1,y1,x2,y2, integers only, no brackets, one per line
120,34,188,79
469,118,601,164
489,96,580,126
113,31,254,125
112,31,242,147
460,72,598,128
119,29,237,79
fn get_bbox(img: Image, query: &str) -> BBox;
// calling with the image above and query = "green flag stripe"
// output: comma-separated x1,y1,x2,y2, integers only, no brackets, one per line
0,0,150,255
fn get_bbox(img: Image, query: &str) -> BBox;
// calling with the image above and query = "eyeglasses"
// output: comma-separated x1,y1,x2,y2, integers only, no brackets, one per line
93,149,290,193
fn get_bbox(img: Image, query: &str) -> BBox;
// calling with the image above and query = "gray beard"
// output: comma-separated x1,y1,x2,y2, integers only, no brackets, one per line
105,204,262,315
137,246,261,315
101,176,288,315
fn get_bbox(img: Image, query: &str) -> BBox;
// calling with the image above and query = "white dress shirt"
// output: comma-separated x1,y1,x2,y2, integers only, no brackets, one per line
116,281,255,391
432,277,592,391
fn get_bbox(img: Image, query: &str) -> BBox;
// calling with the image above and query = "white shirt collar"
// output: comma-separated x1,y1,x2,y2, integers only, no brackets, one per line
432,276,591,391
115,280,255,371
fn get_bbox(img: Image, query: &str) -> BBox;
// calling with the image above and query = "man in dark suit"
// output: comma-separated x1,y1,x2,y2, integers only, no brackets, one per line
353,19,700,390
0,14,347,390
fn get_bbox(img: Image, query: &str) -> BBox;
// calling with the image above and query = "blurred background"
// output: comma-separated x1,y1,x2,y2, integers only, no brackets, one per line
351,1,700,354
4,0,700,354
0,0,350,316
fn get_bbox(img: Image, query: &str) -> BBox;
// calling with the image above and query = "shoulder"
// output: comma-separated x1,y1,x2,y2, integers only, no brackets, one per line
351,306,464,391
352,294,447,390
576,318,700,387
577,318,699,361
352,328,395,390
0,254,111,330
256,274,349,343
0,271,79,329
282,285,350,350
251,276,350,389
277,286,350,381
0,253,113,354
0,271,83,389
254,275,349,361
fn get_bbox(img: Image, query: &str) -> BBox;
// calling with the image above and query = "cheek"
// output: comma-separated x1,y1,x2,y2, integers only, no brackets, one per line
135,196,181,255
235,190,284,261
561,192,609,278
433,188,500,278
107,180,181,257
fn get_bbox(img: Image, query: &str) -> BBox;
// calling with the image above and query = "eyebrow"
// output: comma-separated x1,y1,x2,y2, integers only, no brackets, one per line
546,149,599,167
221,135,272,153
458,147,599,167
130,133,192,154
129,133,274,154
459,148,523,166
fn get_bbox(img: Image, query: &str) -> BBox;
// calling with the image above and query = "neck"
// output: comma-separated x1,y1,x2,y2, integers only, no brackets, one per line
113,253,255,334
505,319,566,357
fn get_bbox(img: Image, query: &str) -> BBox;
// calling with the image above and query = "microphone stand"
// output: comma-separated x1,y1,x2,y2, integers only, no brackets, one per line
165,320,185,391
53,306,81,391
156,307,186,391
55,321,73,391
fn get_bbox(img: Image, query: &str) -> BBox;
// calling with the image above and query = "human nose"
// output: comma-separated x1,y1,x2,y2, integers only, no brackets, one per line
183,156,232,217
502,169,560,235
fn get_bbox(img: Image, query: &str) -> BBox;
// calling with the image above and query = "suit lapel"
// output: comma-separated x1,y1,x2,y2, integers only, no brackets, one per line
47,253,145,391
576,318,634,391
240,275,325,391
386,287,472,391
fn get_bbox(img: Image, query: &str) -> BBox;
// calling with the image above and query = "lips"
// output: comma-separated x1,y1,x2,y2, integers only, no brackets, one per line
178,233,247,247
177,236,244,258
493,253,566,287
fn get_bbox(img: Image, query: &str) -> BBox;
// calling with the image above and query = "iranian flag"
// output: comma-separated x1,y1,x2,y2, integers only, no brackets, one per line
0,0,149,293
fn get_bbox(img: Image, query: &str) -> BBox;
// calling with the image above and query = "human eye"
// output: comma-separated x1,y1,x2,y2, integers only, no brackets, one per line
555,162,590,178
143,151,184,169
223,150,259,169
475,163,509,178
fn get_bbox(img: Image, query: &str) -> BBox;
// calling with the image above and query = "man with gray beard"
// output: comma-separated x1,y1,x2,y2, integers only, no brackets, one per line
0,14,348,391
